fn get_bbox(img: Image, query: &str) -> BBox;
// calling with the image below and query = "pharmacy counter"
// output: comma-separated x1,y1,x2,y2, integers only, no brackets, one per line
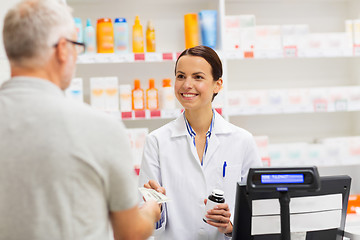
345,214,360,240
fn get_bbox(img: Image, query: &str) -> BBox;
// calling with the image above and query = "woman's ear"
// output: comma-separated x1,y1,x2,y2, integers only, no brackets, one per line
214,78,223,94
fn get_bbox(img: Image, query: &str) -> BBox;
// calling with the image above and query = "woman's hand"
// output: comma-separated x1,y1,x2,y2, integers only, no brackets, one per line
144,180,166,195
203,199,233,235
143,180,166,211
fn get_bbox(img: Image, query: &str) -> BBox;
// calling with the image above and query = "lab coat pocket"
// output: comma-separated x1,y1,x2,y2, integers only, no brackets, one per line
222,162,242,194
215,161,239,187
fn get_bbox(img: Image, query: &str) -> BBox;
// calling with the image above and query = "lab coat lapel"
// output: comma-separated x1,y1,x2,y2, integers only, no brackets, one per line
170,113,203,168
203,111,233,170
202,133,220,170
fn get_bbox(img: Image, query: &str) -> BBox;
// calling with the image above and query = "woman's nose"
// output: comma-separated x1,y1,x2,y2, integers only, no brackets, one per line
183,77,193,88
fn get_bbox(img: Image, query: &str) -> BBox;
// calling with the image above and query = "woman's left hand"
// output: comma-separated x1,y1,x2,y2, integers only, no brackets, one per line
204,199,233,234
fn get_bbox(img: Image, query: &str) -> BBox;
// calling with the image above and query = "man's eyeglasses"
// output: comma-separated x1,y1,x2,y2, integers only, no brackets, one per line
54,38,86,55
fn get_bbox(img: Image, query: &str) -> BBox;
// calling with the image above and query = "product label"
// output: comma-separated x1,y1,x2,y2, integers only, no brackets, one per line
133,90,144,109
105,88,117,96
147,90,158,109
92,89,104,97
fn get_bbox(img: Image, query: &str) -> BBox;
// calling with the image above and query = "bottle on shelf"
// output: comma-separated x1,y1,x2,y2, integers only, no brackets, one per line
97,18,114,53
132,79,145,110
199,10,217,49
114,18,129,53
184,13,199,49
84,19,96,54
160,78,176,110
146,79,159,110
146,20,156,52
132,16,144,53
74,17,83,43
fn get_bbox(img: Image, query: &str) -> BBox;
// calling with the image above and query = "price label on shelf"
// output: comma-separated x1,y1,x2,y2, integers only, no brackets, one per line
134,110,146,118
134,53,145,61
162,53,174,61
284,46,298,58
121,111,133,119
145,53,162,62
244,51,254,58
150,110,161,118
353,44,360,56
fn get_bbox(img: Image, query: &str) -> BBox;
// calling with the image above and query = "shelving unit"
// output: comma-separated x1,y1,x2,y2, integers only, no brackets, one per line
46,0,360,193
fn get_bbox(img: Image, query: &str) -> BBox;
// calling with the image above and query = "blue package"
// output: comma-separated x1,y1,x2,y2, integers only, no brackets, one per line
199,10,217,49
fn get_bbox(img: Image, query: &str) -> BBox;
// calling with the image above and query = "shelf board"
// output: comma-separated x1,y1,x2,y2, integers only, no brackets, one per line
100,108,225,120
77,48,357,64
227,106,360,116
98,106,360,120
77,52,180,64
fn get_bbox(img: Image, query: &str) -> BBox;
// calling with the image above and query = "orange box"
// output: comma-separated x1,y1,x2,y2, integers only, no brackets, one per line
347,194,360,214
184,13,199,49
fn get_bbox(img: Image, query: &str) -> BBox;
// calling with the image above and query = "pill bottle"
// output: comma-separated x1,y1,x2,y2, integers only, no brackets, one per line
203,189,225,222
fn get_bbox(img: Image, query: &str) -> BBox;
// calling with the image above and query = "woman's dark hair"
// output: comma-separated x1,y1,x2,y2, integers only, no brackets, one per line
175,45,223,100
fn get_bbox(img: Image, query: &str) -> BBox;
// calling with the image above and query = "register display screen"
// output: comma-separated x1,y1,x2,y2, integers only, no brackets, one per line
261,174,304,184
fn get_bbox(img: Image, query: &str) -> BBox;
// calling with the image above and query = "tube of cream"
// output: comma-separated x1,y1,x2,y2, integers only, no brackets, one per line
199,10,217,49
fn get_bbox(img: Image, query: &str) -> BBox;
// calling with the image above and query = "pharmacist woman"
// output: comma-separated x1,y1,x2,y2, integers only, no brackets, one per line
139,45,262,240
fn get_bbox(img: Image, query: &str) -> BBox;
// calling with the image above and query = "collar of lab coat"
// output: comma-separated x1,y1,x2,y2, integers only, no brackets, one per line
170,110,233,138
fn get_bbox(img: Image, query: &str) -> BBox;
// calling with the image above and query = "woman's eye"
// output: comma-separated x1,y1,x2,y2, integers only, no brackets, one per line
195,75,203,80
176,74,185,79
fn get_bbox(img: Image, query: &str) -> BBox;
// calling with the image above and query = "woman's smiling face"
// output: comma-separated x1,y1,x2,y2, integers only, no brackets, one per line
175,55,222,111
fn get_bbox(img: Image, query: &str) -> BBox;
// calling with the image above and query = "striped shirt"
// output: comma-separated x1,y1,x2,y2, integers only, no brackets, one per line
184,110,215,166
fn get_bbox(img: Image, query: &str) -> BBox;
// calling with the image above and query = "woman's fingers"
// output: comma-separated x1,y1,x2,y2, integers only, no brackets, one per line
144,180,166,195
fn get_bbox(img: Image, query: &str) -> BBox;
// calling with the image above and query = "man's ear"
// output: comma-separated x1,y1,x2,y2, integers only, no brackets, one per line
54,38,68,63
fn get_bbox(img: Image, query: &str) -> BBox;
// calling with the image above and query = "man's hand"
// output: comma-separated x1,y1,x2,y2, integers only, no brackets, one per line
143,180,166,211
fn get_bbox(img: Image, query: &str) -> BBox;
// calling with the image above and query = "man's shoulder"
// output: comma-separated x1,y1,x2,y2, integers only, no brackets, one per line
61,99,123,129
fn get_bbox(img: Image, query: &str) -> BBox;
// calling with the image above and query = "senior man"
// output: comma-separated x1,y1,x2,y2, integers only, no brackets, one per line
0,0,160,239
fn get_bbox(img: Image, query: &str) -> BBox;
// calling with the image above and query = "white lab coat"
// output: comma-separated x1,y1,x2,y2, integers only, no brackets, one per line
139,111,262,240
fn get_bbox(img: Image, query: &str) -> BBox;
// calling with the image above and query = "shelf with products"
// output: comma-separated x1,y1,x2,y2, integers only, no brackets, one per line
254,135,360,168
100,108,223,121
76,48,360,64
77,52,180,64
62,0,360,198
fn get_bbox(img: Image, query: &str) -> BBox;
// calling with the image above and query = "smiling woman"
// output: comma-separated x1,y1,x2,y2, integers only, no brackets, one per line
175,55,222,113
139,45,262,240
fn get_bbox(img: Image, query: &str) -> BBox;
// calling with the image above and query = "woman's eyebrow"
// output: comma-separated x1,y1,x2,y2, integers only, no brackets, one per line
192,72,206,75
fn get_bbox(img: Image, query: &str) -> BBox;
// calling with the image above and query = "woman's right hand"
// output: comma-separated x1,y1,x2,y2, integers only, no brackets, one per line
144,180,166,196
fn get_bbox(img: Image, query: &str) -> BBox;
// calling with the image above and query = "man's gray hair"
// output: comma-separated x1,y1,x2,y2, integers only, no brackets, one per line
3,0,75,68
